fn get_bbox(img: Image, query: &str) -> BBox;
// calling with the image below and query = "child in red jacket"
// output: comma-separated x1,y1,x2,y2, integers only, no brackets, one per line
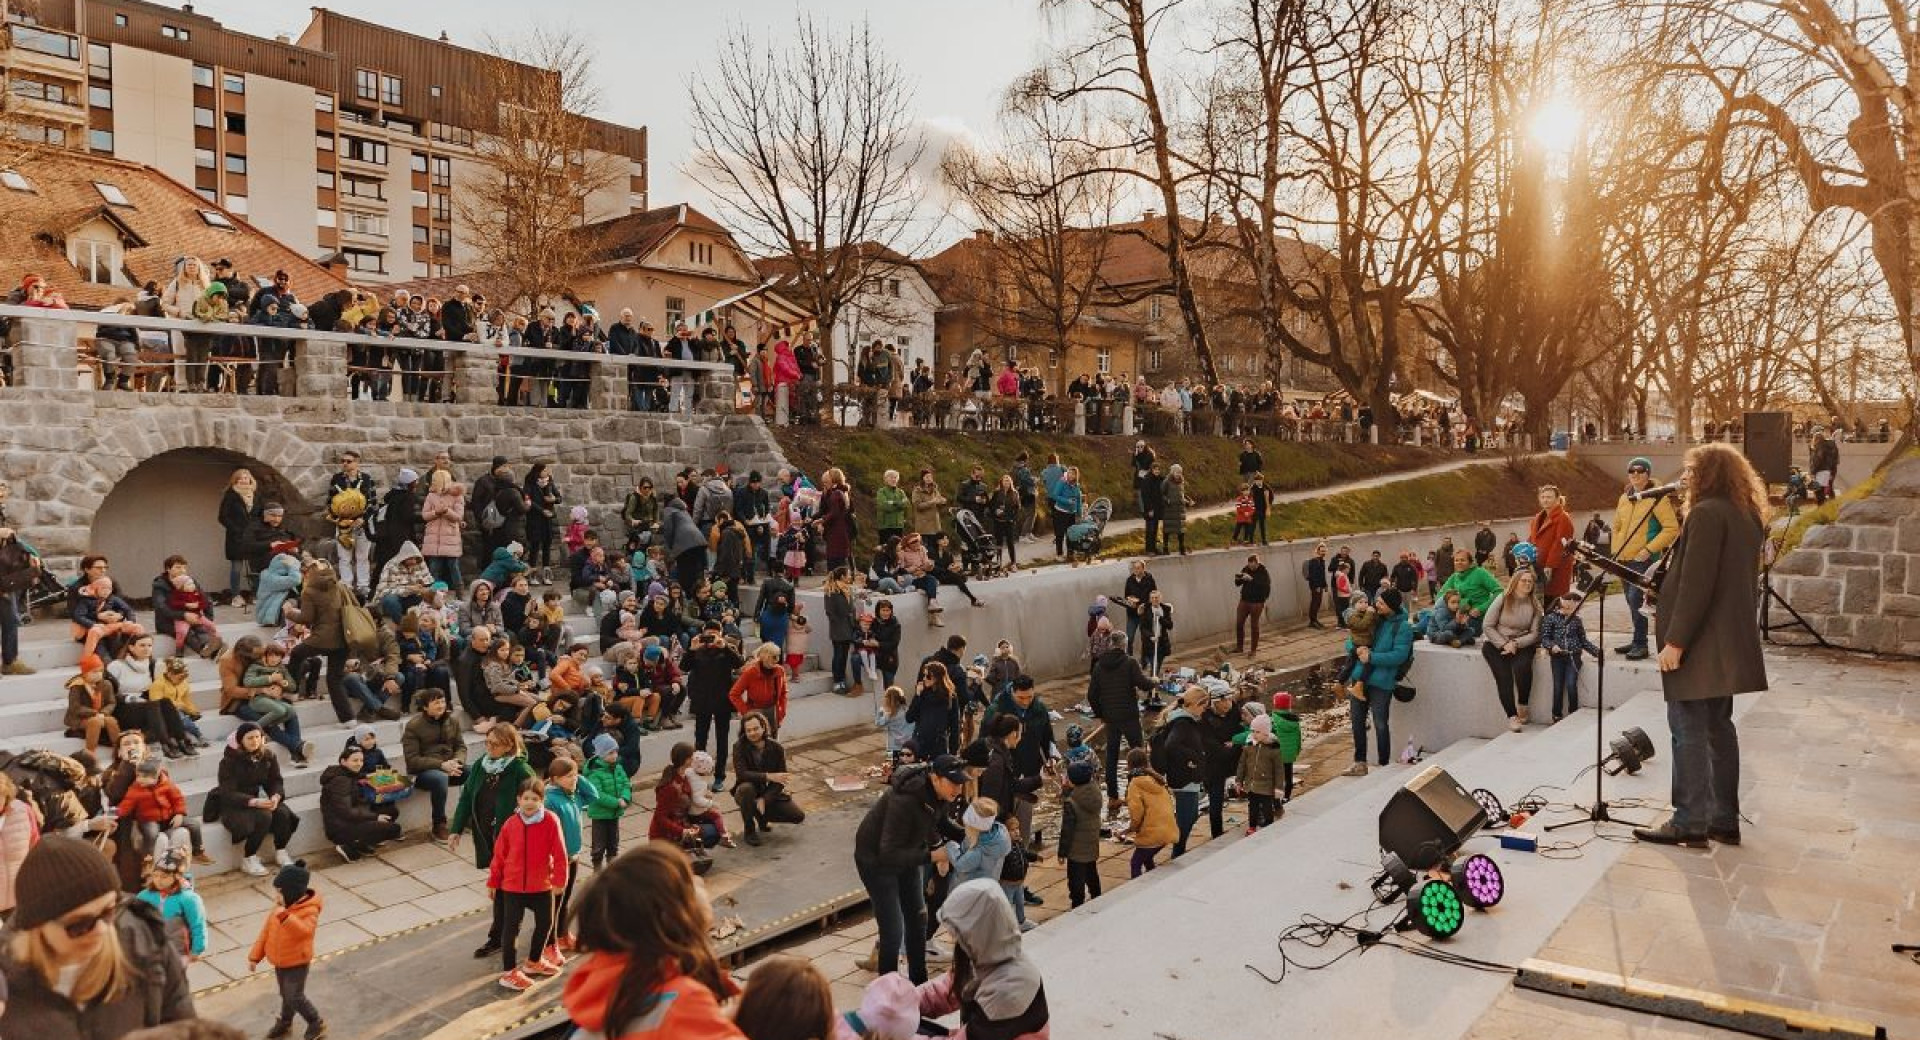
490,777,570,992
117,755,208,865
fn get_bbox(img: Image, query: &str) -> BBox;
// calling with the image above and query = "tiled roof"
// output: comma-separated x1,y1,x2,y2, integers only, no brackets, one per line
581,203,732,268
0,149,348,310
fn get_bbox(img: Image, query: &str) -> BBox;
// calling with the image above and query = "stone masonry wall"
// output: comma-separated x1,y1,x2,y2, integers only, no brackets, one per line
0,386,790,575
1770,453,1920,655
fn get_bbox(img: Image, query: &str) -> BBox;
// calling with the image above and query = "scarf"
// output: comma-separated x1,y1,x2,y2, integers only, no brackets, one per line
517,806,547,826
479,753,515,775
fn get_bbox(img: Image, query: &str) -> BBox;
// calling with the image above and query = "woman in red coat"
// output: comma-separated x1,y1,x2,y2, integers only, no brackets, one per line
649,744,719,865
819,467,854,571
1527,485,1576,598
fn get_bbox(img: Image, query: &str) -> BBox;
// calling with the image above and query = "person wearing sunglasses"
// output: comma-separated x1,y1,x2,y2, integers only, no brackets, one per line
1609,457,1680,661
0,834,195,1034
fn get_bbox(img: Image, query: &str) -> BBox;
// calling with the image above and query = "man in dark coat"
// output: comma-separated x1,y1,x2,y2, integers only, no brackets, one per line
1158,688,1211,857
853,756,970,983
985,675,1057,851
1233,554,1271,654
1199,688,1242,840
1087,645,1153,805
1634,446,1769,848
373,467,422,579
1303,542,1329,629
683,624,744,785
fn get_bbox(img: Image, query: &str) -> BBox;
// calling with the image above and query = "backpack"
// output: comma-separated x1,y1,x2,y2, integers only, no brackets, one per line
1148,721,1173,776
480,500,506,532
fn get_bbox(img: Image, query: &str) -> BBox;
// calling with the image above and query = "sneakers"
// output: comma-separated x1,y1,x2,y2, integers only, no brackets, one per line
275,849,294,868
432,821,451,843
242,855,268,876
304,1023,328,1040
542,944,567,968
473,941,503,960
299,740,316,762
524,957,561,978
2,660,35,676
1344,762,1368,777
194,850,215,866
1515,706,1529,725
743,828,763,846
265,1020,293,1040
924,941,951,962
498,968,535,992
1623,645,1650,661
1507,717,1523,733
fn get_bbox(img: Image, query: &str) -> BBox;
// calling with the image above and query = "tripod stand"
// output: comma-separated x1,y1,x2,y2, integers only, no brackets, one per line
1545,501,1664,833
1758,536,1832,648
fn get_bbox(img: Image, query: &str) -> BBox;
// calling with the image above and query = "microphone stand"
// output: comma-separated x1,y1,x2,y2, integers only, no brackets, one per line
1545,490,1667,832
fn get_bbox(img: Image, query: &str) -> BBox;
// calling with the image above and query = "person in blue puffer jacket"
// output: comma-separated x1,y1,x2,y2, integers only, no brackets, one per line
255,553,305,627
1346,587,1413,775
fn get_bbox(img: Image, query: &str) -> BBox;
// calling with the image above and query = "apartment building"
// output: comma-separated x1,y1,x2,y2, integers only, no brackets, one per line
6,1,647,285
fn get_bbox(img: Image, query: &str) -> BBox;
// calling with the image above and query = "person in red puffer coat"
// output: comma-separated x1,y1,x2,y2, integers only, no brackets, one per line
489,777,570,993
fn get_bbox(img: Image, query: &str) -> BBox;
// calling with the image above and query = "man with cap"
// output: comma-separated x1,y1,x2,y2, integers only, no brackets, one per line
853,753,971,984
0,835,195,1032
209,258,257,393
1610,456,1680,661
1199,684,1243,841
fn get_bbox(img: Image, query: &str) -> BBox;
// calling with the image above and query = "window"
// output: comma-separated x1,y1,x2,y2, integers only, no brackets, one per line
194,148,215,169
192,64,214,88
410,153,426,173
114,13,128,25
1,170,34,193
380,74,402,106
93,181,131,206
1047,349,1059,369
227,194,247,214
887,279,901,298
89,84,112,108
225,112,246,134
430,192,451,221
410,188,428,208
196,187,216,202
897,335,911,348
343,249,385,273
686,241,713,265
385,118,416,136
316,208,336,228
412,224,428,243
194,106,214,128
315,94,334,114
430,85,442,98
223,73,244,95
429,155,450,188
1096,349,1111,374
88,128,114,153
160,24,190,41
1147,347,1162,373
72,238,117,284
15,125,66,146
431,228,451,251
355,69,377,101
199,209,236,229
341,175,384,201
224,153,247,175
316,169,335,189
316,131,334,152
11,26,80,60
87,43,111,80
11,78,75,104
433,263,452,277
342,211,387,236
1149,297,1163,320
665,296,686,329
341,136,386,165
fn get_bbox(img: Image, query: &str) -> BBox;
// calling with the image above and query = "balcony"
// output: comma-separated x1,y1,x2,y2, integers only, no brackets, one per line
336,189,388,212
11,92,86,123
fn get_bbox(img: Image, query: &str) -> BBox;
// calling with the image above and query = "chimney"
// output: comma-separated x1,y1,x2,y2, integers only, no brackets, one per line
181,3,194,12
1142,207,1158,222
973,228,993,242
439,30,451,42
275,33,290,43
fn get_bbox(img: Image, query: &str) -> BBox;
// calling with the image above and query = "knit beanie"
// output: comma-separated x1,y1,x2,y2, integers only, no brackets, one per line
1628,456,1653,473
274,859,311,904
960,739,991,769
590,733,619,760
1272,691,1293,711
77,653,105,675
1067,759,1095,786
1251,713,1273,736
11,834,122,929
1378,587,1403,613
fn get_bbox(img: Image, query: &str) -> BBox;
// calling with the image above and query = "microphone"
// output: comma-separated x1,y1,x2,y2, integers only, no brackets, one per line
1626,482,1681,502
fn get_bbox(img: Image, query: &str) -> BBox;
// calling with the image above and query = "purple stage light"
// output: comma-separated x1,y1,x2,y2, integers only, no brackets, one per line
1455,853,1505,909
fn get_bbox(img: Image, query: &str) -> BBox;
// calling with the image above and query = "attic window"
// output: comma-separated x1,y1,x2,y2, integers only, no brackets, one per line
199,209,237,230
1,170,33,193
94,181,132,206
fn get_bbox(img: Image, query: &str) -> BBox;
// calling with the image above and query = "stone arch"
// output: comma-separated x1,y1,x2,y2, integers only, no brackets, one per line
64,409,332,532
90,445,314,595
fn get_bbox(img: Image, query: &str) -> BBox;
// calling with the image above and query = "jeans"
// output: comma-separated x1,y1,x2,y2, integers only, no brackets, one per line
228,558,255,600
1171,788,1201,858
341,675,394,716
1668,697,1740,834
1102,715,1146,801
426,556,463,589
693,710,732,784
414,768,452,825
236,701,306,756
1549,654,1581,718
857,859,928,983
274,964,321,1028
0,590,17,666
1482,642,1538,718
1623,558,1652,649
1350,686,1392,765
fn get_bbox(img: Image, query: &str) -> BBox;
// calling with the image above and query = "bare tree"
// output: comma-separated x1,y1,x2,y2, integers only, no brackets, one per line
458,29,626,314
940,72,1122,377
687,16,926,406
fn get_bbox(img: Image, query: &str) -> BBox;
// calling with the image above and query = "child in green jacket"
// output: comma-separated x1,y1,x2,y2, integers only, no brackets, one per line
582,734,632,868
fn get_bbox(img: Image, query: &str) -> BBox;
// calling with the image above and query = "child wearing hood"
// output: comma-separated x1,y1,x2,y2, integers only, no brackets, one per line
1060,724,1095,772
480,543,530,589
1232,692,1302,803
1123,748,1176,876
564,505,591,557
1057,759,1104,908
151,656,209,747
1237,713,1285,833
255,552,306,627
918,879,1051,1039
684,750,735,848
833,972,920,1040
582,733,632,868
784,600,812,676
488,777,569,992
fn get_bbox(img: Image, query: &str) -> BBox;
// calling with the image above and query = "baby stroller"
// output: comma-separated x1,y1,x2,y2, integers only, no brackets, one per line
1783,466,1807,518
952,508,1005,580
1064,498,1112,562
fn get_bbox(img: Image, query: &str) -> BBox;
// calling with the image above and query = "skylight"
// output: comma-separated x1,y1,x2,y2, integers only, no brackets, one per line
0,170,33,193
94,181,131,206
199,209,236,229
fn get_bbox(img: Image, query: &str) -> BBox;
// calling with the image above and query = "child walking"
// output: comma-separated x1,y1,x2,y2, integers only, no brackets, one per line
1057,759,1104,907
490,777,570,992
1237,714,1285,833
875,685,912,753
542,757,597,960
582,733,631,868
250,860,325,1040
1540,593,1600,722
1122,748,1175,877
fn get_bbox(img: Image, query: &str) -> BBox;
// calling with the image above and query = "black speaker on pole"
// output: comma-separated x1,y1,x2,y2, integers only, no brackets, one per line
1744,411,1793,484
1378,765,1488,870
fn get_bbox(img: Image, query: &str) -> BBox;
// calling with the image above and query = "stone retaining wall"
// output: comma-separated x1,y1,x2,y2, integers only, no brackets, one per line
1770,454,1920,655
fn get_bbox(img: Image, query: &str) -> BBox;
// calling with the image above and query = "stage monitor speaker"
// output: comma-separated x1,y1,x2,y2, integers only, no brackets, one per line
1744,411,1793,484
1379,765,1488,870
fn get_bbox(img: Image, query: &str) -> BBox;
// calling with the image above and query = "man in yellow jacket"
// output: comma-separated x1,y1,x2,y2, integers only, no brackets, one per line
1611,456,1680,660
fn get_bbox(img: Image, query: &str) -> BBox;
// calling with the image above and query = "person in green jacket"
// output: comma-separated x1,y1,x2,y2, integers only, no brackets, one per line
875,469,910,544
1437,548,1501,634
582,733,633,868
447,725,535,961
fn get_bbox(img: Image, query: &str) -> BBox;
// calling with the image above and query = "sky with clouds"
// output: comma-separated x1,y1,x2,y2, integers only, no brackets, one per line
188,0,1072,242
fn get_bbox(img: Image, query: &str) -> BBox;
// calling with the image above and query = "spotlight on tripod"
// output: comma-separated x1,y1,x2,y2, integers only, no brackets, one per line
1602,727,1656,776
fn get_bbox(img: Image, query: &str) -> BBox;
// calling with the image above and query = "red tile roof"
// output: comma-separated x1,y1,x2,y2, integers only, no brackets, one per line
0,149,348,309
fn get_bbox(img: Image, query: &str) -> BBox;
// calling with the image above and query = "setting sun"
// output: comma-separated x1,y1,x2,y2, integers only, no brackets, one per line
1528,97,1584,155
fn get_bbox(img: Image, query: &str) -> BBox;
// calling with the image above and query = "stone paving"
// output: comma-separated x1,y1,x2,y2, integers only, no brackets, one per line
1471,647,1920,1038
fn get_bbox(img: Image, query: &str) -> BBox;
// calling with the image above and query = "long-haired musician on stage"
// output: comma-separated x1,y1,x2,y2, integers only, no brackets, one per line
1633,444,1770,848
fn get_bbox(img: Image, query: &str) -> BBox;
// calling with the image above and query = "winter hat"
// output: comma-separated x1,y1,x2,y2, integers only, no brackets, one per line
1273,691,1293,711
850,972,920,1040
273,859,311,904
970,654,988,669
1251,713,1273,737
1628,456,1653,473
396,468,419,487
135,756,162,780
1378,587,1403,613
76,653,105,675
689,750,715,775
960,740,991,769
646,581,667,601
570,505,589,523
586,664,606,679
1089,596,1108,616
1067,759,1095,786
642,646,664,662
491,455,510,471
1065,723,1085,745
349,724,377,747
10,835,121,929
506,541,524,557
589,733,619,759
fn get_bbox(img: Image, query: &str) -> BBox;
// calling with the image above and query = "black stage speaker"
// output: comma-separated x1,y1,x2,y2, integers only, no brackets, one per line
1744,411,1793,484
1379,765,1488,870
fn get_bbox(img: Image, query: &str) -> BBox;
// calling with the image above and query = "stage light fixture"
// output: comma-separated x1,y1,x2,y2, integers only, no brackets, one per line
1371,850,1418,903
1472,788,1506,828
1409,879,1465,939
1602,727,1657,776
1454,853,1505,909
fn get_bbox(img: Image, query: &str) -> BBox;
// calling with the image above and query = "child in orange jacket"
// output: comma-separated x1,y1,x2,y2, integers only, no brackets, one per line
250,859,325,1040
489,777,570,992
